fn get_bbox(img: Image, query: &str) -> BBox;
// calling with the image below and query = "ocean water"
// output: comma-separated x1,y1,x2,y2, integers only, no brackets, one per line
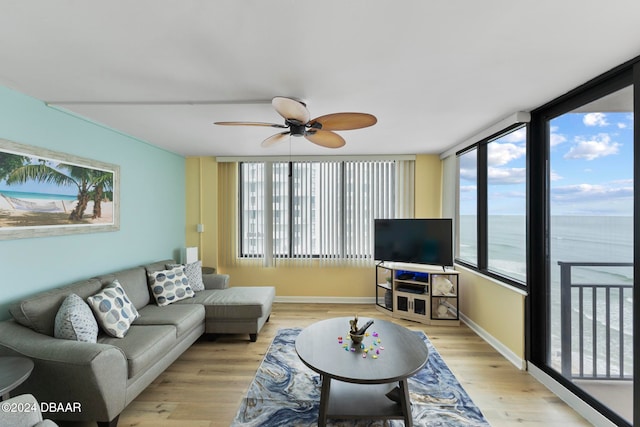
460,214,634,377
0,190,77,201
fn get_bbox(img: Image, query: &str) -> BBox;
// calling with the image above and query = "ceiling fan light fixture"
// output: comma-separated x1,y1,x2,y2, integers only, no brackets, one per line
215,96,376,149
289,123,306,136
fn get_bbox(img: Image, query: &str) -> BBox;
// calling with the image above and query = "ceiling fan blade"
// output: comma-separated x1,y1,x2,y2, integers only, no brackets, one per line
214,121,287,128
304,130,346,148
261,132,291,148
272,97,310,124
309,113,377,131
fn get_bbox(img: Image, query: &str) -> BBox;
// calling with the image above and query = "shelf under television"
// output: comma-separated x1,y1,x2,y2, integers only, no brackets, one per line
378,261,455,274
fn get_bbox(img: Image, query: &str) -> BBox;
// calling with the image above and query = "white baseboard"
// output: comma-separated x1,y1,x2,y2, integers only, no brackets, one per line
527,364,618,427
275,296,377,304
459,311,526,370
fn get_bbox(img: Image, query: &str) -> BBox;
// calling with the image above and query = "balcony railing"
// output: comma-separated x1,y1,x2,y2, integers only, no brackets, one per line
559,261,633,381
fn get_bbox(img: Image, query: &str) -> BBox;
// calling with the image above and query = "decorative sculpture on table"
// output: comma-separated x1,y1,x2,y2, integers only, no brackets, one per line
349,315,374,344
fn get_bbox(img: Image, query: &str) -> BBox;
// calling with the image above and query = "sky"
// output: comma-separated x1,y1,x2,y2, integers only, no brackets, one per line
550,111,633,216
459,109,634,216
0,156,80,196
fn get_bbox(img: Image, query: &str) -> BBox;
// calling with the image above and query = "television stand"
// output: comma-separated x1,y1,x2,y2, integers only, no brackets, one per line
375,262,459,326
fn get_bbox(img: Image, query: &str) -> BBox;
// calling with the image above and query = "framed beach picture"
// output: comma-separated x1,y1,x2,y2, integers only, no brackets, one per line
0,138,120,240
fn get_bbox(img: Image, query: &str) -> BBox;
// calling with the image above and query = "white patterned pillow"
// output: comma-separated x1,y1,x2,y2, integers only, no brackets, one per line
148,266,195,306
54,293,99,343
166,260,205,292
87,280,140,338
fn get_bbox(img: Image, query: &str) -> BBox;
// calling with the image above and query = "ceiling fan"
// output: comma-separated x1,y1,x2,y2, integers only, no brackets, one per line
214,96,377,149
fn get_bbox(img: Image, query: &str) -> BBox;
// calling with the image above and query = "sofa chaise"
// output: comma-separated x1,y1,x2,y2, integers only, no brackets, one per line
0,259,275,427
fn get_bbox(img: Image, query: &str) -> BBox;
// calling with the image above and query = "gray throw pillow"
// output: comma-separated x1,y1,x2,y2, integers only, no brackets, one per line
54,293,99,343
87,280,140,338
166,260,205,292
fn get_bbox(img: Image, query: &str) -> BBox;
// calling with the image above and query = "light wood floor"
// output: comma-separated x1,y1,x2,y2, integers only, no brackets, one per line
63,303,591,427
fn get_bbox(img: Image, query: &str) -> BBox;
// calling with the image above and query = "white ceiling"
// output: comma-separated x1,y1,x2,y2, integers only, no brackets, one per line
1,1,640,158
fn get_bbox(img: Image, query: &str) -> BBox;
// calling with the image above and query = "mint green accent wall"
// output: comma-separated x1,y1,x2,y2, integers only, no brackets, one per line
0,86,185,320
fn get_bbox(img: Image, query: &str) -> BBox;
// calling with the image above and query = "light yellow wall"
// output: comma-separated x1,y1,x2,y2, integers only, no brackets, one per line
185,157,218,268
223,264,372,297
415,154,442,218
457,265,526,359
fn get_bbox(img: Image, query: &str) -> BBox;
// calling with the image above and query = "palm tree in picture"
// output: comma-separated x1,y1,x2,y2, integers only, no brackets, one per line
91,170,113,219
5,160,113,222
0,152,29,181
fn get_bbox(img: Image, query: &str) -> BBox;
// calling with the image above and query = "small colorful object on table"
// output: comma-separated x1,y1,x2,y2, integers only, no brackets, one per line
338,323,384,360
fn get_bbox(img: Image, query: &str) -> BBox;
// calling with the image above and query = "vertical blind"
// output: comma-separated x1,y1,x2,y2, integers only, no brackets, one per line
220,159,414,267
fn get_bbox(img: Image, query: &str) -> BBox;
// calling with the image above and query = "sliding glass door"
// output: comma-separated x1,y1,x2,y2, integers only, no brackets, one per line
545,84,634,425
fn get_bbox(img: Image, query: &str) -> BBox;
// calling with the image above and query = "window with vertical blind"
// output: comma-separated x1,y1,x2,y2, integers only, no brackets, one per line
239,160,414,265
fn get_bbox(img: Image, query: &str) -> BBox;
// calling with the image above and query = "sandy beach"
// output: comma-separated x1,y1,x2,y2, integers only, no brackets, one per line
0,195,114,228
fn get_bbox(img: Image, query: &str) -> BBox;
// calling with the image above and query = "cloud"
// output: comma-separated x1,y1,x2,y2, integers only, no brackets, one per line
550,170,563,181
499,128,526,144
550,180,633,215
489,190,526,199
617,113,633,129
564,133,620,160
459,185,477,193
583,112,609,127
550,126,567,147
551,183,633,203
458,150,477,169
611,178,633,185
488,167,526,184
487,142,525,166
459,168,477,182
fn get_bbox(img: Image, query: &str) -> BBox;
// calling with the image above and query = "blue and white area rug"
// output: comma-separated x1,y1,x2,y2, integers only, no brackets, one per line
231,328,491,426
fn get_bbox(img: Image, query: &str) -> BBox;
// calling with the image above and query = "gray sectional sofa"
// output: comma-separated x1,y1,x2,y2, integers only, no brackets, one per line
0,259,275,427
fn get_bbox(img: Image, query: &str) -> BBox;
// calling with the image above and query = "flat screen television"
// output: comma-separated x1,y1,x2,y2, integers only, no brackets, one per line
374,218,453,267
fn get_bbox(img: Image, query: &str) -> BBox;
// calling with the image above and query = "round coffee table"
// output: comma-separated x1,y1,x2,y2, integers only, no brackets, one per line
0,356,34,400
295,317,428,427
